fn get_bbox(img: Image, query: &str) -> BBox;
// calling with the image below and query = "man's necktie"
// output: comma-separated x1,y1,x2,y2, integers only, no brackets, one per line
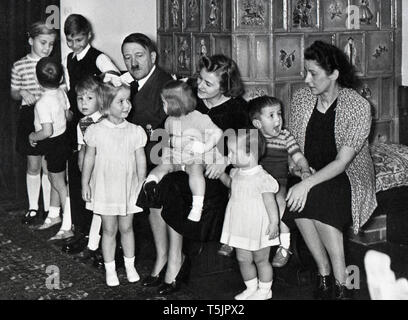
131,80,139,97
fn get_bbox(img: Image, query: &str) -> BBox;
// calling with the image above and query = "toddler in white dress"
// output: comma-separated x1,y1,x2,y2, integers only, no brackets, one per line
220,128,280,300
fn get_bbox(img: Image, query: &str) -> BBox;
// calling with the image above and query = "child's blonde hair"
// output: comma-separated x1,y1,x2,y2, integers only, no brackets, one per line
97,82,130,116
28,21,58,39
161,80,196,117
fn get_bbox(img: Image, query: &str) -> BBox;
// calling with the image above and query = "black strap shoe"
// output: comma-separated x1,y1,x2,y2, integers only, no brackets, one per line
21,209,38,225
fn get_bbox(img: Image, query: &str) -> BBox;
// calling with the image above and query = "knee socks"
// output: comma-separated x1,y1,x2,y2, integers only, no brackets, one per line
60,196,72,231
41,174,51,212
26,173,41,211
88,214,102,251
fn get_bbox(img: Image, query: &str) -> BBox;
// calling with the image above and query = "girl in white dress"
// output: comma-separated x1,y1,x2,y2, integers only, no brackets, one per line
81,82,147,286
219,128,280,300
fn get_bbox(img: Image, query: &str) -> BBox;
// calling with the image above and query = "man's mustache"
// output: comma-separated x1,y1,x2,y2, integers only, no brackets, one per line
131,66,140,71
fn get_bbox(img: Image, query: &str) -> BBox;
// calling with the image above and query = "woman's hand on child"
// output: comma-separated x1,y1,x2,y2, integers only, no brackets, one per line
266,223,279,240
20,90,37,105
286,180,313,213
28,133,37,147
82,184,92,202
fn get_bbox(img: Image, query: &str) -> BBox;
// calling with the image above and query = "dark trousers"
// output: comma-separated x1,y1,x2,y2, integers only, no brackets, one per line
68,151,92,236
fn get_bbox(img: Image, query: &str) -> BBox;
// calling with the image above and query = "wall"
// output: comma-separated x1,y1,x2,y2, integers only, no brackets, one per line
60,0,156,71
402,0,408,86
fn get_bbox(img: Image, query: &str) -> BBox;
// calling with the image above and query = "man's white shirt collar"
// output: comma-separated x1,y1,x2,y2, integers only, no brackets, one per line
137,65,156,90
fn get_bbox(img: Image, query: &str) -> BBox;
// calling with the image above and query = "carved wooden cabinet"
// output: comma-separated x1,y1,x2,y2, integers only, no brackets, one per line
157,0,402,143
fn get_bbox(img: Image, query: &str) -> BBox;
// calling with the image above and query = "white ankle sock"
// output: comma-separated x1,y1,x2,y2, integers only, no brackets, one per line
258,280,273,292
41,174,51,212
47,206,60,219
280,233,291,250
60,197,72,231
234,278,258,300
192,196,204,210
26,174,41,211
87,214,102,251
104,260,119,286
124,256,140,283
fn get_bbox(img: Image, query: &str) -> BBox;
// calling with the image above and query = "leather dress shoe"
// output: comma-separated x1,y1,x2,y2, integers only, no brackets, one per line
314,274,334,300
158,257,191,295
92,250,104,270
158,281,180,295
21,209,38,225
61,235,88,254
142,264,167,287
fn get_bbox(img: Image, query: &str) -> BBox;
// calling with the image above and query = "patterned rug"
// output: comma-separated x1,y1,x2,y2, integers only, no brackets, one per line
0,204,197,300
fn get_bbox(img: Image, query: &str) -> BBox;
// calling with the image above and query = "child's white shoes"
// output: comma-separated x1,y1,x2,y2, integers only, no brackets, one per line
104,261,120,287
234,287,258,300
234,278,258,300
247,281,273,300
235,279,273,300
247,288,272,300
124,256,140,283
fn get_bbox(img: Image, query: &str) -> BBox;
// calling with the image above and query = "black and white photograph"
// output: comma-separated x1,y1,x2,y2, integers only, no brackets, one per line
1,0,408,306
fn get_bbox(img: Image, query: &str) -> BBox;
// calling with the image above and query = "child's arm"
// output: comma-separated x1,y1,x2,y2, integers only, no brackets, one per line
29,123,53,146
262,192,280,240
292,152,312,180
81,145,96,202
135,147,147,185
190,127,223,154
78,146,85,172
219,172,231,188
11,88,37,105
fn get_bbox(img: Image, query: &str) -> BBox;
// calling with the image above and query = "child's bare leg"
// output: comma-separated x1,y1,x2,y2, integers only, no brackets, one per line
249,247,273,300
101,216,119,286
234,248,258,300
186,164,205,222
41,157,51,213
119,214,139,282
273,185,292,267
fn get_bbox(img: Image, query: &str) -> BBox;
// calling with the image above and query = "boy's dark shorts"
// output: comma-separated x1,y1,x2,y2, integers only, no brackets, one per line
37,132,71,173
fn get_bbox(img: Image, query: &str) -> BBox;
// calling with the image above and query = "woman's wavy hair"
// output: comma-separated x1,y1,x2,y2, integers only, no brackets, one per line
198,54,245,98
304,41,362,90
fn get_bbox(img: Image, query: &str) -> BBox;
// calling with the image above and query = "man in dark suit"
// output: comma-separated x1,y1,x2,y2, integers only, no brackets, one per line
121,33,173,286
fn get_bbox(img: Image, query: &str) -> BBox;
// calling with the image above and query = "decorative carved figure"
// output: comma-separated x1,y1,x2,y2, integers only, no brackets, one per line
199,39,208,58
344,37,357,66
171,0,180,27
208,0,219,26
360,0,374,25
188,0,199,22
292,0,314,28
328,1,344,20
372,45,388,59
241,0,265,26
178,38,190,69
279,49,296,69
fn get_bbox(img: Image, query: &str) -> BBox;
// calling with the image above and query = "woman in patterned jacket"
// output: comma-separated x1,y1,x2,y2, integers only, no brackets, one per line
282,41,377,300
